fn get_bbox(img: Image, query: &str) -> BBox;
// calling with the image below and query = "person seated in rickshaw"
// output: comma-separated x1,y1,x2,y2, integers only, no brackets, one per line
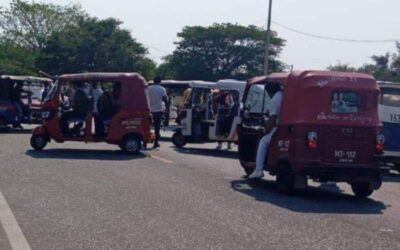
60,82,90,135
214,90,235,150
249,82,283,179
96,83,121,136
11,81,33,128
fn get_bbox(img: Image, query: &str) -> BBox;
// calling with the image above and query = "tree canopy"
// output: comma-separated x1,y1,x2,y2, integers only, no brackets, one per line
0,0,156,79
328,42,400,82
0,0,86,50
158,23,286,81
38,17,156,77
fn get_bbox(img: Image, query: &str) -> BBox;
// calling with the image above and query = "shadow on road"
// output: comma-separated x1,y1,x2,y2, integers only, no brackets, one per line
0,127,32,134
26,149,148,161
231,178,388,214
174,147,238,159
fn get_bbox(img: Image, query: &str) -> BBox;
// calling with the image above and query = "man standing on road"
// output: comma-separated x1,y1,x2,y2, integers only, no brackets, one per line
148,76,169,149
249,82,283,179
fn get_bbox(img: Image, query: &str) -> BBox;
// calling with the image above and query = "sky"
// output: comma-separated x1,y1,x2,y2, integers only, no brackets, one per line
1,0,400,70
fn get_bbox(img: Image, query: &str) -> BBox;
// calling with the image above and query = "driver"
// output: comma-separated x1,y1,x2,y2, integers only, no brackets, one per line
249,82,283,179
60,82,90,135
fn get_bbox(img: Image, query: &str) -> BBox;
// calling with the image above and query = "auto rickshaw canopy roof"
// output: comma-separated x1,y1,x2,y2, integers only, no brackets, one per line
0,75,52,83
248,70,380,126
188,81,216,89
378,81,400,90
216,79,246,97
58,72,150,111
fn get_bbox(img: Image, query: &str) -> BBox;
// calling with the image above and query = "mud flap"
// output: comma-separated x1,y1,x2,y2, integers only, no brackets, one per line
294,173,308,189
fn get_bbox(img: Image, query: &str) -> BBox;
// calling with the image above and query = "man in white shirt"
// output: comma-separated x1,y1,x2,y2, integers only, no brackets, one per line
249,82,283,179
148,76,169,149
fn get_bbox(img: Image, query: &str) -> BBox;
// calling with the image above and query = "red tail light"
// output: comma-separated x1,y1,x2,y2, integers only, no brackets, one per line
375,134,385,153
307,131,318,149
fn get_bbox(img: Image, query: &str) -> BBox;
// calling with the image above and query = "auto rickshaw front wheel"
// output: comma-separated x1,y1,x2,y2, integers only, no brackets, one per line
120,135,141,154
172,131,186,148
350,183,374,198
30,134,48,151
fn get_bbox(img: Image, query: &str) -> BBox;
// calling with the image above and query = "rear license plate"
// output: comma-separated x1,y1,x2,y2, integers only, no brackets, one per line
334,150,357,163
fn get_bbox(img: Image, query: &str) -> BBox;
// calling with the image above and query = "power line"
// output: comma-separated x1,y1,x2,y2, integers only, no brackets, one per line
271,21,400,43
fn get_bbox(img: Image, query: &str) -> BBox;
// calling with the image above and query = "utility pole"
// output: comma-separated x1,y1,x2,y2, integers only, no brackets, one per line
264,0,273,75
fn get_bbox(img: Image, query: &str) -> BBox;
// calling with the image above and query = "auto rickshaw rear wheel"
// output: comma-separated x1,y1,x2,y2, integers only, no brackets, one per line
276,164,295,195
172,131,186,148
351,183,374,198
30,134,48,150
120,135,141,154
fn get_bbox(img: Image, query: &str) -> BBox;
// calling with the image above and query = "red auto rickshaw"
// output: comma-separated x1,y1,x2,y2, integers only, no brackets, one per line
30,73,154,154
238,70,389,198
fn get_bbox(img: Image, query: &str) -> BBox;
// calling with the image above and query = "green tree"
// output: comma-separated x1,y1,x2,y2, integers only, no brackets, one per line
328,43,400,82
0,40,37,75
38,17,156,79
0,0,86,50
327,62,357,72
159,23,285,81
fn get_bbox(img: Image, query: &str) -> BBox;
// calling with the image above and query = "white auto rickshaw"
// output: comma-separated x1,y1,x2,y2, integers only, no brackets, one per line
172,79,246,148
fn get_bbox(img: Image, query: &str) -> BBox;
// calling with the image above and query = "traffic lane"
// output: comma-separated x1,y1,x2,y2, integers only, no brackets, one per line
0,221,12,250
155,142,400,247
0,133,398,249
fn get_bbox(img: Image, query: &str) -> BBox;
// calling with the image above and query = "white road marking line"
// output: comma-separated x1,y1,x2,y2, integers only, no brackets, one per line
0,191,31,250
149,154,175,164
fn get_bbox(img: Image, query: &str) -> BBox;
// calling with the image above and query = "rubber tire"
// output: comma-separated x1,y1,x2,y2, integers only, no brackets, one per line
351,183,374,198
172,131,186,148
121,135,141,154
30,135,48,151
276,170,295,195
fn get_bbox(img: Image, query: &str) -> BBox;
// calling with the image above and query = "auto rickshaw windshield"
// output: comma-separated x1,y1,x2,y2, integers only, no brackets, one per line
243,84,272,113
44,80,59,102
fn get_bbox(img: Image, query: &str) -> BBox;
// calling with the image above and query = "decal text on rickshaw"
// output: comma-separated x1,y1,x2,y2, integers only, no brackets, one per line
317,112,373,123
122,118,143,127
389,113,400,123
317,76,359,88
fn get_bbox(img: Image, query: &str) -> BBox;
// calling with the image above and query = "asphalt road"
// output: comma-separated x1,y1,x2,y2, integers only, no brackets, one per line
0,127,400,250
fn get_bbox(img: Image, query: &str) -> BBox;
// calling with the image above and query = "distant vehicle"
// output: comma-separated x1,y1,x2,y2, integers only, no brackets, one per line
172,79,246,148
378,81,400,173
30,73,154,154
158,80,191,123
238,71,388,198
0,75,52,129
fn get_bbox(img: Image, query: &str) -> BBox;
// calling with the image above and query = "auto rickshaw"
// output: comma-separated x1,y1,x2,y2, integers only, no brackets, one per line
0,75,52,129
378,81,400,173
156,80,191,125
238,70,388,198
30,73,154,154
172,79,246,148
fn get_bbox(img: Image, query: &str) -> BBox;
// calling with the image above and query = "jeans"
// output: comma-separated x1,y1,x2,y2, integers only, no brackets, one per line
152,112,163,144
255,128,276,172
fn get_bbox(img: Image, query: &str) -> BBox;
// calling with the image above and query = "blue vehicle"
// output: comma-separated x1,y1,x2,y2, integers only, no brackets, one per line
0,75,52,129
378,81,400,173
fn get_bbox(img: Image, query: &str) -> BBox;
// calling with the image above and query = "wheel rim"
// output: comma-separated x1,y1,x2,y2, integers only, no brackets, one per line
35,136,46,148
126,139,139,152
